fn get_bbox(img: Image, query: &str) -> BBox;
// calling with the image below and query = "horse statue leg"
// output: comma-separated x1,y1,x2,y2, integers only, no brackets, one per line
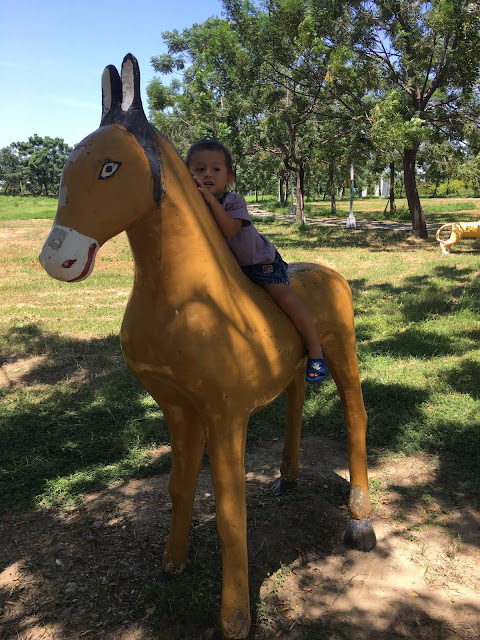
130,372,206,580
206,410,251,639
274,348,376,552
161,399,206,577
273,367,305,496
327,336,376,552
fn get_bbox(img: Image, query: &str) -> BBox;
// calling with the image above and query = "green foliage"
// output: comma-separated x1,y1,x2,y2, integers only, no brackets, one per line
360,0,480,232
148,17,253,162
0,145,27,195
460,153,480,196
145,2,480,230
0,135,71,196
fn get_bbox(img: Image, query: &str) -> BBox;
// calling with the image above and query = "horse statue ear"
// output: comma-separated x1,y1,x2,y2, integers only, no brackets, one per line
121,53,143,113
101,65,122,124
100,54,146,127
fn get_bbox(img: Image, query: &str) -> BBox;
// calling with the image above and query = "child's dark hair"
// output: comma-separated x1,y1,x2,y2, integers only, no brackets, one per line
186,140,234,175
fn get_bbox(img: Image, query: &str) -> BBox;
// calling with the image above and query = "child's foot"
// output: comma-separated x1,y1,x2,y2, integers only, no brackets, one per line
306,357,328,382
306,347,327,381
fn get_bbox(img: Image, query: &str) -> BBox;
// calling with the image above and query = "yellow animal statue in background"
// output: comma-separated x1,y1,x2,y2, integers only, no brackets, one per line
39,55,375,639
436,220,480,254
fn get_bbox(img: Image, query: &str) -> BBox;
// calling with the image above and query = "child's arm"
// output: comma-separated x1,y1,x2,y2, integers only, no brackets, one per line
193,177,242,239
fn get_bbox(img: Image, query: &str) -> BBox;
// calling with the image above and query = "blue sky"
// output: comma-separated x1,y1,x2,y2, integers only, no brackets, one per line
1,0,224,149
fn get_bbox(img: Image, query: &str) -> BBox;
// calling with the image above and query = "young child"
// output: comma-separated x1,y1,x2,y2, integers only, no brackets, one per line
186,139,327,381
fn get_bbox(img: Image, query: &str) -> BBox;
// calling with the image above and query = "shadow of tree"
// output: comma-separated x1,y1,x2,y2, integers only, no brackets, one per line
304,363,480,502
1,435,478,640
0,323,170,512
443,359,480,400
348,263,477,323
268,227,420,253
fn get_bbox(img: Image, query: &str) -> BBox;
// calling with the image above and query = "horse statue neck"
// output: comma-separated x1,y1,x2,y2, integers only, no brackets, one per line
125,132,254,306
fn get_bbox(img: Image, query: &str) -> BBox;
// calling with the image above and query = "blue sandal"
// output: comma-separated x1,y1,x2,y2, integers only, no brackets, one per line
306,358,328,382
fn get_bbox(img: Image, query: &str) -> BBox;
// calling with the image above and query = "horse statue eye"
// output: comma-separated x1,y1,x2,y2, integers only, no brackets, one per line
99,160,122,180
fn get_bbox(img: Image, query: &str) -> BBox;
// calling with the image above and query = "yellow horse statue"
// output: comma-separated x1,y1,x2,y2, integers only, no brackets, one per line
39,54,375,639
436,219,480,254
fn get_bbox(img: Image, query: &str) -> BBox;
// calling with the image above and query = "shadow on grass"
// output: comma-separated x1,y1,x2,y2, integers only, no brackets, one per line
267,225,422,252
1,433,478,640
349,263,479,329
0,323,171,512
304,372,480,505
1,319,480,637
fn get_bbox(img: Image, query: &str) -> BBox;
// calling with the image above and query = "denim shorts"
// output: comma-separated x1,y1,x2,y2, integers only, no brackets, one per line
241,250,290,286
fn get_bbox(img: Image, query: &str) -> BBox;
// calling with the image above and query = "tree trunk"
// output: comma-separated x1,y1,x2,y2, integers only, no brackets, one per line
329,163,336,214
389,161,396,214
295,162,305,223
403,145,427,238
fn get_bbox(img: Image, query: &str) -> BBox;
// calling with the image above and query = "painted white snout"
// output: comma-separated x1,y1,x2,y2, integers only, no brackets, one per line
39,224,99,282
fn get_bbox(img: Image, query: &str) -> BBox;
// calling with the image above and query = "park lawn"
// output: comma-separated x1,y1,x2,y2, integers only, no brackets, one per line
0,195,58,220
247,193,480,224
0,213,479,512
2,193,480,223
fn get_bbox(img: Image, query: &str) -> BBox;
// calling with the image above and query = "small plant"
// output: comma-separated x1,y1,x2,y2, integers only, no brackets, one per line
269,563,291,594
445,534,461,560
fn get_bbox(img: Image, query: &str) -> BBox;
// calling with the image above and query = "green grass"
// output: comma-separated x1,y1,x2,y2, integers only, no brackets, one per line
0,194,57,220
247,194,480,224
3,193,479,224
1,212,480,512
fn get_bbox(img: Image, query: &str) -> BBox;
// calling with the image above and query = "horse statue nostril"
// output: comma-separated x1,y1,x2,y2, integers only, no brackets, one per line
61,259,77,268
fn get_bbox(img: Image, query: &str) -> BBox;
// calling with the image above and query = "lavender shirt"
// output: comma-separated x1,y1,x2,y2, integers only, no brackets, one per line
220,192,277,266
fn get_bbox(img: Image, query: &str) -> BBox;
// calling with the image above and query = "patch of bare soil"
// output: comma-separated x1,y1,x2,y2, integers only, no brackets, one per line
1,435,479,640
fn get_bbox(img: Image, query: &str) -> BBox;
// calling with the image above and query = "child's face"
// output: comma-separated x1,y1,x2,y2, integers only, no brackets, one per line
188,149,233,199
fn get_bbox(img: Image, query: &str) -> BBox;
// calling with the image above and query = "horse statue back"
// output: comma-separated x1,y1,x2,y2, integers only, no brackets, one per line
39,54,375,639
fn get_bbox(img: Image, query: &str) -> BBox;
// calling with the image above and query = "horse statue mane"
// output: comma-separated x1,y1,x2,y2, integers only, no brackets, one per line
39,54,376,639
101,55,163,204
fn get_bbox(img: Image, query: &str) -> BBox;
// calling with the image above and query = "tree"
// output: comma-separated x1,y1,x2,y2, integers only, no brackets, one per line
15,135,72,196
0,145,27,195
148,17,260,184
417,140,463,195
358,0,480,237
223,0,346,220
460,151,480,196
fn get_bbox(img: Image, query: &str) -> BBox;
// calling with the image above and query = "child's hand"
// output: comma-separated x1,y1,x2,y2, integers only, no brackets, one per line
192,174,213,205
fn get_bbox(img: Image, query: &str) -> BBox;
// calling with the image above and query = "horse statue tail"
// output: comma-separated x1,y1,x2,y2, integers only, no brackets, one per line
436,223,452,244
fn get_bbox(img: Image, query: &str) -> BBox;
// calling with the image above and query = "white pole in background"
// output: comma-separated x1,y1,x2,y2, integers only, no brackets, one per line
346,161,356,229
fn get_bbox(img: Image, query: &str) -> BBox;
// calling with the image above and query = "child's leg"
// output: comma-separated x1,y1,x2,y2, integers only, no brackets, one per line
263,283,325,378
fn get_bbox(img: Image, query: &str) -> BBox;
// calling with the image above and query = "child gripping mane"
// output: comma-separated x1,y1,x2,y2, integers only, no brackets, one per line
186,139,327,381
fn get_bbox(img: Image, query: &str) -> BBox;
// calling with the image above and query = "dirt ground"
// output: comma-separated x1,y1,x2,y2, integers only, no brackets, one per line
1,434,479,640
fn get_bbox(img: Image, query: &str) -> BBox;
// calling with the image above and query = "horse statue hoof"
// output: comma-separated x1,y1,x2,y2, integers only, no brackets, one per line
155,569,175,584
272,477,297,497
344,518,376,552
